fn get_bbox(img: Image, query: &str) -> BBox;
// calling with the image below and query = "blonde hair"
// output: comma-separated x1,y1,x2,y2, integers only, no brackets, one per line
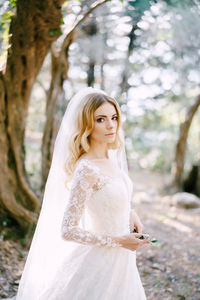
65,93,123,181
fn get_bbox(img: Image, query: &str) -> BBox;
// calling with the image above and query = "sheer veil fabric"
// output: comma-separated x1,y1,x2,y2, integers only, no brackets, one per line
16,88,129,300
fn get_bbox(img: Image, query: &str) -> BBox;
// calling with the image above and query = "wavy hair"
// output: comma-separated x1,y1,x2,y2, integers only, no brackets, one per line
64,93,123,181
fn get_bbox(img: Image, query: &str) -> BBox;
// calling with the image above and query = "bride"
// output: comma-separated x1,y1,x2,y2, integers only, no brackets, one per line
16,87,150,300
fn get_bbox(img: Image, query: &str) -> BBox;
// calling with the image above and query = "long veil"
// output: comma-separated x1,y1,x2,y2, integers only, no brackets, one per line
16,87,128,300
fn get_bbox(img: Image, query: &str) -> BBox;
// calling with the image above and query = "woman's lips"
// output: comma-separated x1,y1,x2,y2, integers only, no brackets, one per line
105,133,115,136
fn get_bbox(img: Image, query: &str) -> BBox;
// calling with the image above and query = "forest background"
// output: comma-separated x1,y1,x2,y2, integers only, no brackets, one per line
0,0,200,299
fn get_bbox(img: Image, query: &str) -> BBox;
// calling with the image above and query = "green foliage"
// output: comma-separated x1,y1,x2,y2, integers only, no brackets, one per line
0,212,25,241
2,216,12,227
19,236,28,247
129,0,151,13
0,10,13,29
165,0,197,8
9,0,17,8
20,151,25,159
49,28,62,37
128,0,158,14
0,1,16,70
18,251,24,258
60,17,65,25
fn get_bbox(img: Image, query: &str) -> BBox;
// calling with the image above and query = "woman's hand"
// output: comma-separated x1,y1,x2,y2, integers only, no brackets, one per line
129,209,144,233
115,233,150,251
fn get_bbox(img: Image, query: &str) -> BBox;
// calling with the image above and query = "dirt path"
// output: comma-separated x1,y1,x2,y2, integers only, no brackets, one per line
131,170,200,300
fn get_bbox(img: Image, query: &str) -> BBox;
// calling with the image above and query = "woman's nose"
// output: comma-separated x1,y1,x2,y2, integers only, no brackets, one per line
106,119,114,129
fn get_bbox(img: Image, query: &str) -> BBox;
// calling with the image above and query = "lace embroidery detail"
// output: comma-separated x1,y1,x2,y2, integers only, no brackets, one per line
61,160,121,248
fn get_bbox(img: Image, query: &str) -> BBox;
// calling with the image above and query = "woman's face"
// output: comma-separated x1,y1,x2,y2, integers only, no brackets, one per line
90,102,118,144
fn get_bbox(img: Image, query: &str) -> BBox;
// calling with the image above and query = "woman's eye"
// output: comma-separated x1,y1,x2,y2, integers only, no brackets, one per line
97,118,104,123
96,116,118,122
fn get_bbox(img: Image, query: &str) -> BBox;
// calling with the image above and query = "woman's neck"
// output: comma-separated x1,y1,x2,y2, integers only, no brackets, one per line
85,142,109,159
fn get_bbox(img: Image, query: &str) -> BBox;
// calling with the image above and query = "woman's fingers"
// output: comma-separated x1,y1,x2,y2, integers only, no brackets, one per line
120,233,150,251
136,239,150,249
134,232,150,238
133,233,151,246
139,238,150,244
133,222,144,233
133,232,144,238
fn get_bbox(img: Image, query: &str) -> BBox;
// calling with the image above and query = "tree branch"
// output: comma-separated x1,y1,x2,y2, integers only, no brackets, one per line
62,0,110,51
36,79,49,98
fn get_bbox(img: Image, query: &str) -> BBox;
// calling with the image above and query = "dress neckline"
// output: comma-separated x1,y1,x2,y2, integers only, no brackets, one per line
79,158,126,181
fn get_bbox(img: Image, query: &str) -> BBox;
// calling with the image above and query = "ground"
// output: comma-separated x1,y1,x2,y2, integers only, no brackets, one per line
0,169,200,300
131,169,200,300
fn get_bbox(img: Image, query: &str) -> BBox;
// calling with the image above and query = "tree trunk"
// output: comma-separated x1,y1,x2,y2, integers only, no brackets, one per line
120,25,138,94
183,164,200,197
84,20,98,87
172,95,200,187
87,62,95,87
0,0,65,232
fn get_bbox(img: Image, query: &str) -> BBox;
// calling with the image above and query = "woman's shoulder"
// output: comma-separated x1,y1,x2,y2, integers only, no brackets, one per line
75,156,100,175
76,155,112,173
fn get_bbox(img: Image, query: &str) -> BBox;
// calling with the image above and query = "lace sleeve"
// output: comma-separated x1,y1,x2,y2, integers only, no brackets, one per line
61,160,121,248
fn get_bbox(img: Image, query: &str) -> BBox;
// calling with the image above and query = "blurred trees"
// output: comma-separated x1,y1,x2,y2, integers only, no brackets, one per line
121,1,200,189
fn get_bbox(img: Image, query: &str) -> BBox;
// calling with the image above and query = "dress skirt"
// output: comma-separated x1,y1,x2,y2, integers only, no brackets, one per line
39,244,146,300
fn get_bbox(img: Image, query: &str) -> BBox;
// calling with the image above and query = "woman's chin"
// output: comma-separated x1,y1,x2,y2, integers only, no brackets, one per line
105,137,115,142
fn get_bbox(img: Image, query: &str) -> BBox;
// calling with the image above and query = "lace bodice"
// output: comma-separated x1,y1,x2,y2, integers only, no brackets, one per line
61,159,133,248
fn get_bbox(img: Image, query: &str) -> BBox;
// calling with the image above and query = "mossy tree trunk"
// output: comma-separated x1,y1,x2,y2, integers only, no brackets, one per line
0,0,65,232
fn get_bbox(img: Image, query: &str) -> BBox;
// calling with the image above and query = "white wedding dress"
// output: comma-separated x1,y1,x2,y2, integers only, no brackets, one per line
38,159,147,300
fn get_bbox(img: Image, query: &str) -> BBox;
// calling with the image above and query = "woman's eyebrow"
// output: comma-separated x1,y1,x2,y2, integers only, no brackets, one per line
95,113,118,118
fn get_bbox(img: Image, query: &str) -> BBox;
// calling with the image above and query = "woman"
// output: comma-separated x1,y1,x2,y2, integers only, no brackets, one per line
16,88,150,300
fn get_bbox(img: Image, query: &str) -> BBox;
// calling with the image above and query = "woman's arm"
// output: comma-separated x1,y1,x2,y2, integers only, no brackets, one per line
61,161,121,248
